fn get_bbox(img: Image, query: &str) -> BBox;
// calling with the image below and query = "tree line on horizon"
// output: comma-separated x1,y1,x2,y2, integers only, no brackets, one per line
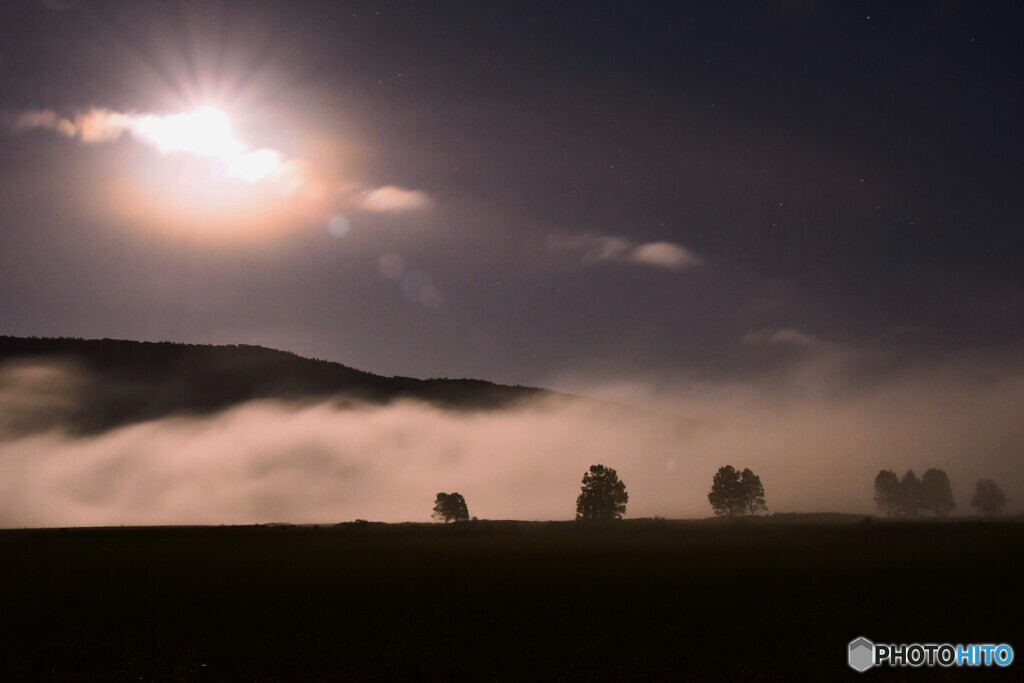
431,465,1011,523
873,469,1007,518
432,464,770,522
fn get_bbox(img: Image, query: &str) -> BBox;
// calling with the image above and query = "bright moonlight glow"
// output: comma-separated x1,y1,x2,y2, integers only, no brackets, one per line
124,106,283,184
226,149,282,183
102,106,323,242
14,103,329,241
133,107,244,160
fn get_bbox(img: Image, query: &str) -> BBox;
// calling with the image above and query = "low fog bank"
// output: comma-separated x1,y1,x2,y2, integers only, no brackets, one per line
1,355,1022,527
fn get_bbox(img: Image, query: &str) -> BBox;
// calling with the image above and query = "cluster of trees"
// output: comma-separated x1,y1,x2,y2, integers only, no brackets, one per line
431,492,469,523
707,466,767,518
874,469,1007,517
873,469,955,517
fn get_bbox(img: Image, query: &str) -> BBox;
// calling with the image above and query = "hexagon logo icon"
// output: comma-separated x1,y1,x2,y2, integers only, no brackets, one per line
848,637,875,672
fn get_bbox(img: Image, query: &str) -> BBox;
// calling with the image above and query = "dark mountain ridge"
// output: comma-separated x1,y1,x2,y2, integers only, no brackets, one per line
0,336,548,434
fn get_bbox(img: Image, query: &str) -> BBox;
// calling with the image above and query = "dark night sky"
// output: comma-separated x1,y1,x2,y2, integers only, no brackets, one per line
2,0,1022,388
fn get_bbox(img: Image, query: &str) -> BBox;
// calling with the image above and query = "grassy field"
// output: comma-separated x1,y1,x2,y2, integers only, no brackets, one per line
0,519,1021,681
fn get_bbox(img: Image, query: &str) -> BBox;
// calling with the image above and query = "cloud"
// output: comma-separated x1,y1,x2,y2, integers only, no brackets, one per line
13,110,79,138
628,241,702,269
16,108,135,143
13,107,300,187
357,186,432,213
550,233,701,270
742,327,819,347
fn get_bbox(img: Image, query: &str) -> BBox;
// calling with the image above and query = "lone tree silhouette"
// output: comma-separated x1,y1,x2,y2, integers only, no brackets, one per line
575,464,628,521
873,470,901,517
708,465,766,518
897,470,923,517
921,468,956,517
970,479,1006,517
432,492,469,523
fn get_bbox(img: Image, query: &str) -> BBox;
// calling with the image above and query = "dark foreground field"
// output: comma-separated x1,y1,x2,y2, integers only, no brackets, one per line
1,520,1021,681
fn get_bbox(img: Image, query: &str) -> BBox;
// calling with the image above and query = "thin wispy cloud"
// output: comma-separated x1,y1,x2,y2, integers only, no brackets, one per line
629,241,701,269
550,233,701,270
357,185,433,213
742,327,819,347
14,109,129,141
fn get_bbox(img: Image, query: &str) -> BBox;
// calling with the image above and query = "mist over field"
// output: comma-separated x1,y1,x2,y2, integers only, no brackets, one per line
1,352,1021,527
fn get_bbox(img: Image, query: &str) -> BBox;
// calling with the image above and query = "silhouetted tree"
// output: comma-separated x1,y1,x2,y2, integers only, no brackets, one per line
432,492,469,523
970,479,1006,517
738,468,768,515
708,465,745,518
575,464,628,521
921,469,956,517
898,470,923,517
873,470,901,517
